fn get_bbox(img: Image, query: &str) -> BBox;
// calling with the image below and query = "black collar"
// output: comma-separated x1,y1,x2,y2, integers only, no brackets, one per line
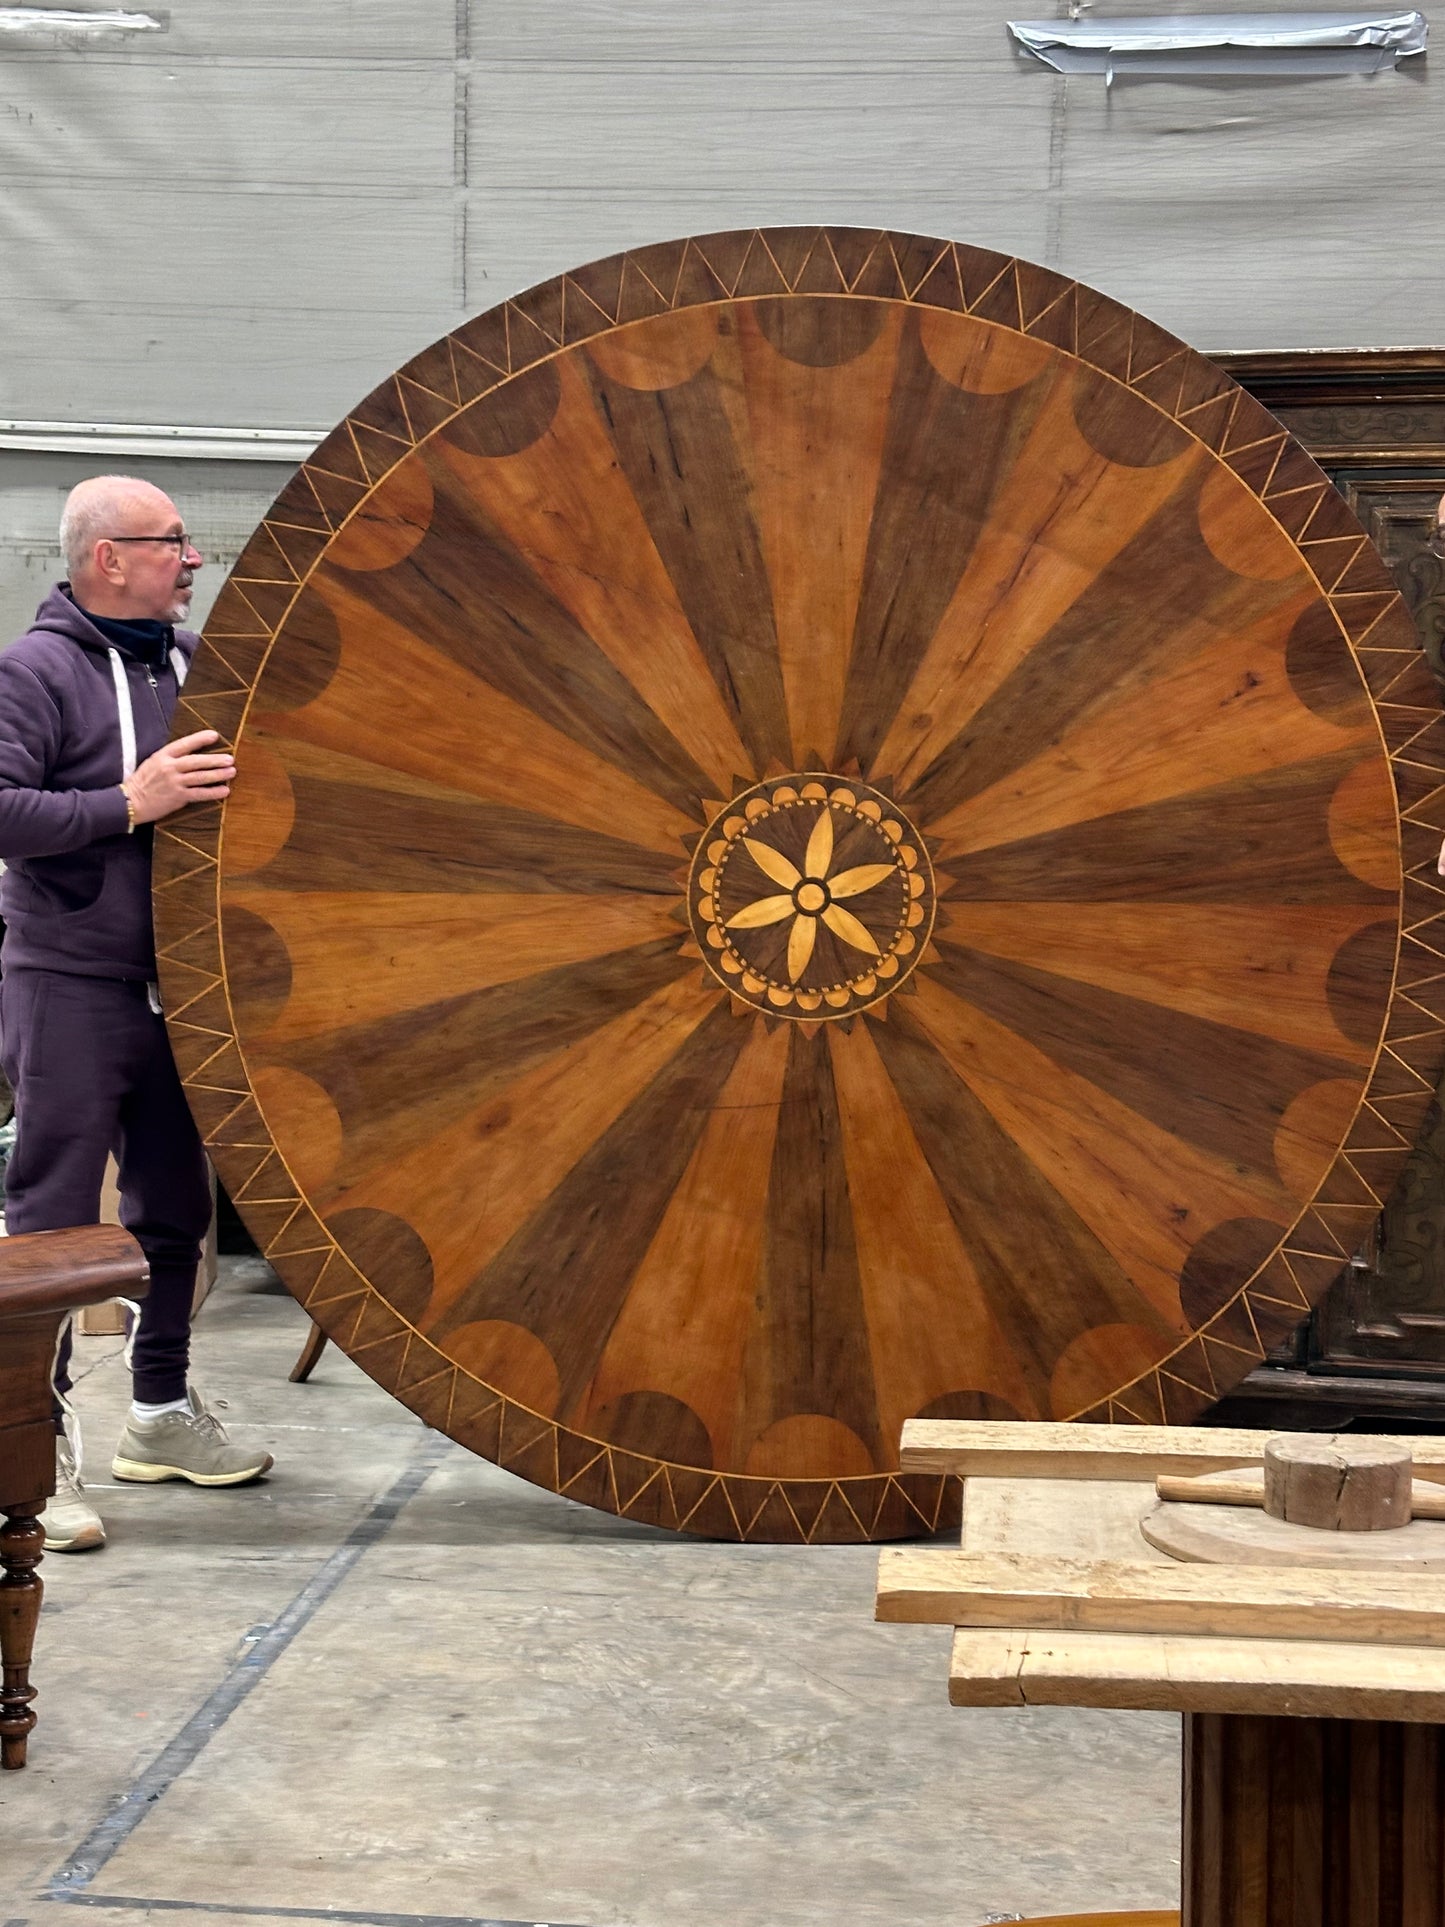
77,603,174,674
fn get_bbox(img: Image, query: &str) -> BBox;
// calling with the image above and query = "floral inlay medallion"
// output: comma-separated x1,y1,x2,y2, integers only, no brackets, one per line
687,775,935,1018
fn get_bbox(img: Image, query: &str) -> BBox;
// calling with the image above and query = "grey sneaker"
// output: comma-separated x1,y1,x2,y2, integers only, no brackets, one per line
111,1388,274,1487
44,1436,105,1552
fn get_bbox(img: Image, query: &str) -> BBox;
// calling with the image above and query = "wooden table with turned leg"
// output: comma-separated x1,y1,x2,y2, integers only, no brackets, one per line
0,1224,148,1769
878,1421,1445,1927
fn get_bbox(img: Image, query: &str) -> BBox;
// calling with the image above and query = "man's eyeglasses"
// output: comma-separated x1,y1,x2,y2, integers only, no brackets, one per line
103,532,195,555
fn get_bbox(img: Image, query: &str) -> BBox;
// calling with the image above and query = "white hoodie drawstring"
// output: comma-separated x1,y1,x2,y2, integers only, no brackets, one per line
107,649,136,781
108,645,189,783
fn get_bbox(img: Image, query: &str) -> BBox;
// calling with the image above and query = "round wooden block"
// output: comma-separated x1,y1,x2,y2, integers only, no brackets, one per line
154,229,1443,1543
1142,1470,1445,1569
1263,1433,1412,1530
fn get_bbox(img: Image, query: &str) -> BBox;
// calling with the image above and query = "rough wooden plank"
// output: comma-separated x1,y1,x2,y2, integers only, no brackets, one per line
877,1549,1445,1646
948,1627,1445,1723
900,1420,1445,1482
962,1475,1160,1562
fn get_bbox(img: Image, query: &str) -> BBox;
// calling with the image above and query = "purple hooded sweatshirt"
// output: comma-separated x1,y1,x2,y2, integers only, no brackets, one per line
0,585,197,979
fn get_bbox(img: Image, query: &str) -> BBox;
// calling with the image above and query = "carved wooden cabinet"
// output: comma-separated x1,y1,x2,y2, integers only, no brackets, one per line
1213,351,1445,1429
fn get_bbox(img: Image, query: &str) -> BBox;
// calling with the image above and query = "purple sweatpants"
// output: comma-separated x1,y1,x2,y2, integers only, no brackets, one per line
0,968,210,1408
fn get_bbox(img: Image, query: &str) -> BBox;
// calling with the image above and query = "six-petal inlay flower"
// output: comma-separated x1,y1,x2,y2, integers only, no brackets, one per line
727,808,900,983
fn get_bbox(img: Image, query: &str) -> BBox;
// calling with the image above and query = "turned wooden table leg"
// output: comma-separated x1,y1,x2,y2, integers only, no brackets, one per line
0,1504,44,1770
1183,1713,1445,1926
289,1319,328,1384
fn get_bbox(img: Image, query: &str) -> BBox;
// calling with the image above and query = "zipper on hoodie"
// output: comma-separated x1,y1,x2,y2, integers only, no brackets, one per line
145,664,166,726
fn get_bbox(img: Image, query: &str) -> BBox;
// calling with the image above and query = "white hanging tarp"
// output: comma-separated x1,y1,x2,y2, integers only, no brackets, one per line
1009,9,1428,75
0,8,163,30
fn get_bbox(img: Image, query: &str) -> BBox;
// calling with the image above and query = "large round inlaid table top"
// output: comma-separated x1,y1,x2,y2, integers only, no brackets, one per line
155,228,1445,1542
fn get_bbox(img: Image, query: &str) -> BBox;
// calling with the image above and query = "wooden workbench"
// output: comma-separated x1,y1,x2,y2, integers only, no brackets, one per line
878,1422,1445,1926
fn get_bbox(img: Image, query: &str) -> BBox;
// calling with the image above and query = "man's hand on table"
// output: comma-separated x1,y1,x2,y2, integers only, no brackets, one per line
122,729,235,825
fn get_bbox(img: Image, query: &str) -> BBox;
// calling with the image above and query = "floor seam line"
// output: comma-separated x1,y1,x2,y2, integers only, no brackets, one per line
42,1429,453,1899
44,1895,595,1927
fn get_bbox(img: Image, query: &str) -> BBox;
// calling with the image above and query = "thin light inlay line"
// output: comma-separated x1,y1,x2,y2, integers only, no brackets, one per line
45,1431,452,1898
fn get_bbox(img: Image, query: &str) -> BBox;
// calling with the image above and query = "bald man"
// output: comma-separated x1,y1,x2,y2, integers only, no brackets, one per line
0,475,272,1553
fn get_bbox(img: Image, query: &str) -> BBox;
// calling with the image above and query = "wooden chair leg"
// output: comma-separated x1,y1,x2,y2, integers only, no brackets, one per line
0,1504,44,1770
289,1319,329,1384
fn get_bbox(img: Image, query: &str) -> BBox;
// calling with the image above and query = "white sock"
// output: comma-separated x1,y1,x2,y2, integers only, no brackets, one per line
131,1396,190,1421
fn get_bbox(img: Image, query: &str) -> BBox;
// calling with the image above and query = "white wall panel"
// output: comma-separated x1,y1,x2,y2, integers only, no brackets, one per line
468,62,1044,196
3,0,1445,632
1051,68,1444,347
0,2,459,62
0,60,457,188
1059,70,1438,197
1059,210,1444,352
0,190,462,425
477,0,989,64
0,452,291,646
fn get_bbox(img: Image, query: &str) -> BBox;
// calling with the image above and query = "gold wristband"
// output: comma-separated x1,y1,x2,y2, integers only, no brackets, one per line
121,783,136,834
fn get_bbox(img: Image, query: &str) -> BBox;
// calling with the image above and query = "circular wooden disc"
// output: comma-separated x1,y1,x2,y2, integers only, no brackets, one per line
155,228,1445,1544
1143,1475,1445,1570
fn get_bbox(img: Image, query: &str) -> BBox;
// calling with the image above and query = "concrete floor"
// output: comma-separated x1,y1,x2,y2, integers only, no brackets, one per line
1,1260,1181,1927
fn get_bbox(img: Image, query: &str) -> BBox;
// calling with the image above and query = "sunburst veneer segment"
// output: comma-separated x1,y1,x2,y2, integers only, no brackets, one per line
938,902,1381,1064
263,573,696,857
931,589,1363,860
267,939,694,1201
320,971,720,1328
233,730,494,808
432,356,754,797
737,1027,880,1468
736,301,901,768
929,940,1360,1195
937,751,1395,908
834,321,1057,776
871,370,1203,788
909,973,1298,1331
864,1005,1169,1392
436,1002,756,1422
221,736,295,877
581,338,792,774
222,887,684,1045
238,734,682,901
571,1018,792,1466
827,1019,1041,1438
